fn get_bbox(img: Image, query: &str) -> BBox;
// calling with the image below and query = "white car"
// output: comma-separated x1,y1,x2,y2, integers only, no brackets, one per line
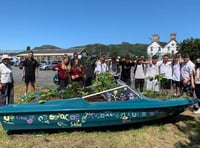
39,61,60,70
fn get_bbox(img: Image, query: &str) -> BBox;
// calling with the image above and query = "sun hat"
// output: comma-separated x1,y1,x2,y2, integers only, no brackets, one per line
2,54,10,60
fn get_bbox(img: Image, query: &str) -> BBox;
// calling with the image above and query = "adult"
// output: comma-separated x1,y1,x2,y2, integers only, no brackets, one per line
180,53,195,97
22,50,39,95
53,55,71,91
0,54,14,106
119,55,135,86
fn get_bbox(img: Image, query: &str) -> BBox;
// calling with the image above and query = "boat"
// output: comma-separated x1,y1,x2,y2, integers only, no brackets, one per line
0,81,198,131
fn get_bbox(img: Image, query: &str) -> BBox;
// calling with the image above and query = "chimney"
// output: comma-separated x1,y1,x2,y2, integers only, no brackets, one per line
152,34,160,42
170,33,176,40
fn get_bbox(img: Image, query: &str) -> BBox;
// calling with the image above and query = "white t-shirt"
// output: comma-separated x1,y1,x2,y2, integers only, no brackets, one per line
172,62,181,81
94,62,108,74
180,60,195,80
146,63,159,78
134,65,145,79
157,61,172,79
0,63,13,83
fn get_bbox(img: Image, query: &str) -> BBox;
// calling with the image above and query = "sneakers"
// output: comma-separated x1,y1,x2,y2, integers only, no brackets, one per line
194,108,200,114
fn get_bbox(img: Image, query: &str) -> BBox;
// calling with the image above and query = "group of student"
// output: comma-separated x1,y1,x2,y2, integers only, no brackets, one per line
54,52,200,100
1,50,200,114
90,53,200,111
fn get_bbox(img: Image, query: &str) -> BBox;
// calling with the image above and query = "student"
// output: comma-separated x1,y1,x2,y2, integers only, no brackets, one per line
146,55,159,92
193,57,200,113
71,58,85,87
53,55,71,91
180,53,195,97
70,52,79,66
133,58,146,92
22,51,39,95
119,55,135,86
157,55,172,94
0,54,14,107
171,54,181,97
109,57,120,79
82,52,96,87
94,56,108,75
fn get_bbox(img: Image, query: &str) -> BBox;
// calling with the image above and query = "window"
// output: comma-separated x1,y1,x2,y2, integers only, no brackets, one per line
150,47,153,51
84,86,140,102
158,47,161,51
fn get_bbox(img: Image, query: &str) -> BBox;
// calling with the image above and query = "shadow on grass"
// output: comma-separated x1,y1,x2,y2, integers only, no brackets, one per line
173,116,200,148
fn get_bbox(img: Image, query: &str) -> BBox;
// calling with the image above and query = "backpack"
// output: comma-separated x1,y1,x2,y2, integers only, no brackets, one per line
133,64,145,74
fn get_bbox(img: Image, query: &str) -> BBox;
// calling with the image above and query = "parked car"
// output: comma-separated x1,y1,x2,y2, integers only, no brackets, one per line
39,61,60,70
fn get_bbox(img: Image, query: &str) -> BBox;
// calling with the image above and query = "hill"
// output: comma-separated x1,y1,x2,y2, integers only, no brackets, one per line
74,42,148,59
10,43,149,59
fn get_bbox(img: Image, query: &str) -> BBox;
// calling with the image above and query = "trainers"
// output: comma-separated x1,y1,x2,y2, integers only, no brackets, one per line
194,108,200,114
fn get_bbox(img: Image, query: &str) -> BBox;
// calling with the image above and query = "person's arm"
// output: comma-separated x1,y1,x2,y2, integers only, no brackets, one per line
191,70,195,89
35,67,39,78
21,66,25,80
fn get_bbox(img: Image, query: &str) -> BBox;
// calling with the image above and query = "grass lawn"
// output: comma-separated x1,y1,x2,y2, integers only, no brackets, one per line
0,84,200,148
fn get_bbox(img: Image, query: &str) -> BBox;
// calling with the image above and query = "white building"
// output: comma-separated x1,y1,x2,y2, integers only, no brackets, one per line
147,33,178,59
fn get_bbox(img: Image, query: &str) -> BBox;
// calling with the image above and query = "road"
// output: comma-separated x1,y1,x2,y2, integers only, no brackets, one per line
12,66,56,87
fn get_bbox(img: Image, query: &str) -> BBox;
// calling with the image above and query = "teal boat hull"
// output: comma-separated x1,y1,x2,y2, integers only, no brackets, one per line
0,98,197,131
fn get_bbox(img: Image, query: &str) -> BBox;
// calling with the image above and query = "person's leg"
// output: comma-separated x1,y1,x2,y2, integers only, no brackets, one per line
25,75,31,94
8,83,14,104
25,83,29,94
195,84,200,99
135,79,139,90
0,83,8,106
30,75,36,92
140,79,145,92
172,80,177,96
31,82,35,92
165,79,171,94
126,78,131,87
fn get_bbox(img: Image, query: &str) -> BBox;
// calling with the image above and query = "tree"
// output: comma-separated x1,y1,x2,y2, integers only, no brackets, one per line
26,46,31,51
179,38,200,61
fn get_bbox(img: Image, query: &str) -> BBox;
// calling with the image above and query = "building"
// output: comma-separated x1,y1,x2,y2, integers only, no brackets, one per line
17,47,87,62
147,33,178,59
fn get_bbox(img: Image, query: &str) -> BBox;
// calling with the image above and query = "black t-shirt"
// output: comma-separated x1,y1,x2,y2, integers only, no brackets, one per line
119,61,135,78
23,58,39,75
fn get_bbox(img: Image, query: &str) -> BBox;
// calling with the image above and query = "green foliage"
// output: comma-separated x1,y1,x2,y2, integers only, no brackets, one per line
19,73,119,103
26,46,31,51
179,38,200,61
78,43,148,59
61,72,119,98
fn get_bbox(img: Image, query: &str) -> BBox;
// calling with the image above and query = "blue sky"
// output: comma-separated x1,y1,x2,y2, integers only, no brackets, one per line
0,0,200,51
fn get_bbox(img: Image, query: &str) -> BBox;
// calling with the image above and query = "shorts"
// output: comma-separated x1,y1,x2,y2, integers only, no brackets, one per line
161,79,171,89
25,75,35,84
172,80,180,88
